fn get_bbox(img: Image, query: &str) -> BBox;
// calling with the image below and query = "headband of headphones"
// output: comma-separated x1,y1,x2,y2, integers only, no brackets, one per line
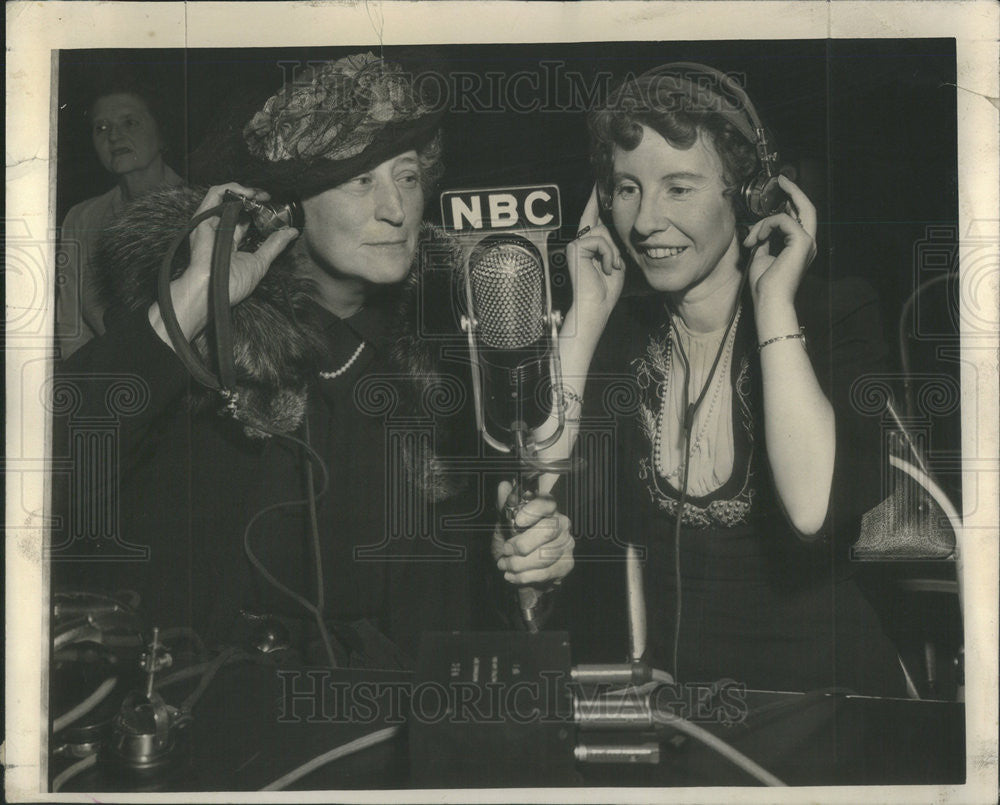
598,60,786,220
633,61,778,179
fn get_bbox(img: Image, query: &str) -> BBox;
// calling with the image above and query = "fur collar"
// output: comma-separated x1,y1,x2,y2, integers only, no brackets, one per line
96,186,468,499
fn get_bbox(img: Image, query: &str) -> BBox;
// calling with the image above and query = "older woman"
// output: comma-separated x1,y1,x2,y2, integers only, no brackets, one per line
56,79,184,357
547,63,903,695
53,54,572,667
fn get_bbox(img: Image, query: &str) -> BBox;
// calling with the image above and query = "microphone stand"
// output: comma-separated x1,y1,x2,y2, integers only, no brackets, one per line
504,430,544,631
500,425,573,632
462,261,570,631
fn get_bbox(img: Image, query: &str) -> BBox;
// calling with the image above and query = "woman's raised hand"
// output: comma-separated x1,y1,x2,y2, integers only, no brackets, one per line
492,481,575,587
150,184,300,346
565,187,625,334
742,175,818,309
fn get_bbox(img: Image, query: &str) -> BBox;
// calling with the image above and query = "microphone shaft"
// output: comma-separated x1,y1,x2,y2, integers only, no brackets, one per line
504,471,544,633
480,342,549,437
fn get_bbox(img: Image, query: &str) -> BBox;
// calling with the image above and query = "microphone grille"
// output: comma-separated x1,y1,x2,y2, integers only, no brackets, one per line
468,236,545,349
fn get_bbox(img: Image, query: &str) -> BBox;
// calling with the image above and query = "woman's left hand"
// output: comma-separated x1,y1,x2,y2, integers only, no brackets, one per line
743,175,818,308
492,482,575,587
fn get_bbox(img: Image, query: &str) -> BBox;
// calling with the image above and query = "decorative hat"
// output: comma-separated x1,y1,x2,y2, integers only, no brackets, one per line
197,52,442,198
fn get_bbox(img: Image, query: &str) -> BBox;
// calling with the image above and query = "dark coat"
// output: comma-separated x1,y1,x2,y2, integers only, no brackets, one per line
51,187,491,666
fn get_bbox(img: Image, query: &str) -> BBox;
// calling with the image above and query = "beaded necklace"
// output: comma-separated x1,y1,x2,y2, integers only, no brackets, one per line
318,340,366,380
653,305,742,487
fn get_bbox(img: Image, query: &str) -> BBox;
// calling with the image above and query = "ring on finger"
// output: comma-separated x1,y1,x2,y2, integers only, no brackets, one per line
576,225,591,239
503,502,520,525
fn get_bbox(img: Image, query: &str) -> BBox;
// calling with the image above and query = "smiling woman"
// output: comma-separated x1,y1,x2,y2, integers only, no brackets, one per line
610,126,743,306
546,62,906,696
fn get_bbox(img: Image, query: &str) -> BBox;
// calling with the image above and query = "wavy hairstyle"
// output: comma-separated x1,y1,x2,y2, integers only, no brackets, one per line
589,73,762,212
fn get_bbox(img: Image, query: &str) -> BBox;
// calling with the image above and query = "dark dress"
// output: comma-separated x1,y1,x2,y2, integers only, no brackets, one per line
561,274,905,696
51,289,486,667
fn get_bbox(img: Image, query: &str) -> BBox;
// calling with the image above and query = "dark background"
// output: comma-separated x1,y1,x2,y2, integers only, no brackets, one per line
56,38,961,480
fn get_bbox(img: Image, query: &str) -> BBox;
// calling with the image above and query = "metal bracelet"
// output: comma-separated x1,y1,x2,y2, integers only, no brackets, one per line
758,327,807,352
560,387,585,408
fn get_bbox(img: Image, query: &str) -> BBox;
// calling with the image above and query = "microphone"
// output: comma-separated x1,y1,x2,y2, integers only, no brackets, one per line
462,233,567,632
443,184,568,632
443,184,566,457
467,234,551,443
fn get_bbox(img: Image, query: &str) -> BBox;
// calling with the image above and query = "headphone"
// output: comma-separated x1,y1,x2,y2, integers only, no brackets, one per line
609,61,787,221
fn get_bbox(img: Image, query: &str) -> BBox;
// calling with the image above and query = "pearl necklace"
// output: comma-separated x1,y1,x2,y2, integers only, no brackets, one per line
318,340,366,380
653,307,741,482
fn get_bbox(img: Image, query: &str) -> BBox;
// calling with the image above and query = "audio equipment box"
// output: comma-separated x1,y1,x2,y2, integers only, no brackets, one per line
409,631,578,787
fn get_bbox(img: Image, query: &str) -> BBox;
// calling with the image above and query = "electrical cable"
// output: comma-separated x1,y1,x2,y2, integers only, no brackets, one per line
669,409,693,683
585,678,785,784
667,264,751,681
157,627,207,660
154,660,220,690
886,397,930,474
650,667,674,685
242,425,339,668
53,589,139,614
211,200,241,390
260,725,402,790
651,707,786,786
279,279,338,668
51,676,118,734
605,680,660,697
160,199,340,671
153,649,261,693
157,203,231,390
53,621,101,652
888,454,964,619
301,413,339,670
898,272,952,420
179,646,240,714
51,753,98,793
742,686,854,719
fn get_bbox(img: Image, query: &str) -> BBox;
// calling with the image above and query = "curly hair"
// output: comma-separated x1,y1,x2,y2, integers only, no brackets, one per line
589,74,762,211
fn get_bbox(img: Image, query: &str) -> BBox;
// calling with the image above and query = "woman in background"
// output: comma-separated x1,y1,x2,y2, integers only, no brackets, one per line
56,77,184,356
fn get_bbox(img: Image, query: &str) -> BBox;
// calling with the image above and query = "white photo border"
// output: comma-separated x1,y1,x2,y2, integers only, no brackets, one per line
6,1,998,803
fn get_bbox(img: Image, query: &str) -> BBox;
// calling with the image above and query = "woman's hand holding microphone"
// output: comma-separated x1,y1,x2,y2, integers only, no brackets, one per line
149,184,300,349
492,481,575,589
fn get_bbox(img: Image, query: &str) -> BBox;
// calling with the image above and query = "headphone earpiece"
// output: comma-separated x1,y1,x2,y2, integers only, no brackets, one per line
741,172,786,221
